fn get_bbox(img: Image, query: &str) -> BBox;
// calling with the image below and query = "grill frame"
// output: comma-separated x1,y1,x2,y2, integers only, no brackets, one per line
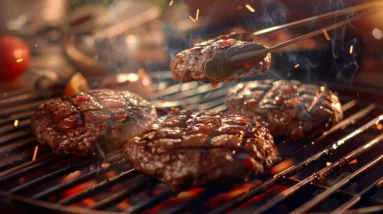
1,74,383,214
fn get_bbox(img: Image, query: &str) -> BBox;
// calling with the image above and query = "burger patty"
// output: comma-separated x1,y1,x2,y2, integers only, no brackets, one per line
170,37,271,83
31,89,157,156
123,108,275,190
225,80,343,140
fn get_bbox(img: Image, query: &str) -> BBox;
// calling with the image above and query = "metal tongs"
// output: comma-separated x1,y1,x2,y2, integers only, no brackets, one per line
205,1,383,78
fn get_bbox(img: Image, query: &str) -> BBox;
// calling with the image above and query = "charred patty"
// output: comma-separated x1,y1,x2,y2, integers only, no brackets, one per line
123,108,275,190
170,37,271,83
225,80,343,140
31,89,157,156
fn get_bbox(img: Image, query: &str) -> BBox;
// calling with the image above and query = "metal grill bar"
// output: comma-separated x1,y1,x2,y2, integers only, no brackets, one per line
0,147,50,172
0,131,32,145
0,90,61,107
9,157,98,194
90,175,157,210
0,138,35,155
32,158,128,200
127,189,178,213
0,156,61,185
0,153,54,177
58,168,139,205
208,105,376,214
254,133,383,214
331,175,383,213
167,187,232,214
291,134,383,213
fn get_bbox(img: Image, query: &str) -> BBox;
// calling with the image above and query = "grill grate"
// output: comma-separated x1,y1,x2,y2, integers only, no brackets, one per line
1,74,383,213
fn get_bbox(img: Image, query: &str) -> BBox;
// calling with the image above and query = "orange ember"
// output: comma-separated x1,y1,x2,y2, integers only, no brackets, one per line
63,181,96,197
62,170,81,182
145,188,204,214
208,184,254,208
117,199,132,211
270,159,294,174
349,159,358,165
82,198,96,206
106,170,118,178
211,83,219,89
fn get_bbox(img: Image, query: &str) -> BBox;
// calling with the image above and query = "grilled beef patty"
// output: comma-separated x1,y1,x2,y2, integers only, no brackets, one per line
31,89,157,156
124,108,275,190
170,38,271,83
225,80,343,140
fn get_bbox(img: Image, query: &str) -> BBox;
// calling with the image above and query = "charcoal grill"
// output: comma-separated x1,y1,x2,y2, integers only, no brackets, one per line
1,72,383,214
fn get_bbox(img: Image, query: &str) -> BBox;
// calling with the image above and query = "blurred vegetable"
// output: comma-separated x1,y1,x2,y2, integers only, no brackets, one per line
0,35,30,82
64,72,90,96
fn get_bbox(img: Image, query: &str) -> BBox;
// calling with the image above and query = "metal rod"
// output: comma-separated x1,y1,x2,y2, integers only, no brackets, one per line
90,175,157,210
291,134,383,213
127,189,178,213
207,107,376,214
0,156,59,185
331,175,383,214
230,8,382,64
255,133,383,214
58,168,139,205
252,1,381,36
9,158,97,194
32,158,128,200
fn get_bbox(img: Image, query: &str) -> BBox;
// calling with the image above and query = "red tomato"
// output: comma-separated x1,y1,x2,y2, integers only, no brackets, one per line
0,35,30,82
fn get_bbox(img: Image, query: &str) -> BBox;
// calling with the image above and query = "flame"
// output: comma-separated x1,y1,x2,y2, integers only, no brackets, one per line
117,199,132,210
106,170,117,178
82,198,96,206
294,64,300,68
13,119,19,127
169,0,174,6
146,188,203,214
349,159,358,165
349,45,354,54
16,59,23,63
63,180,96,197
326,162,332,166
377,124,383,130
208,184,254,208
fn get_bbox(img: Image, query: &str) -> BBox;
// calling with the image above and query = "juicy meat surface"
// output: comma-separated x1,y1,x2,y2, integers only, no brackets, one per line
170,37,271,83
225,80,343,140
31,89,157,156
124,108,275,190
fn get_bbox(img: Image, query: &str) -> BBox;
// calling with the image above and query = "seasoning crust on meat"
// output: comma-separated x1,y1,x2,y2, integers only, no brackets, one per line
225,80,343,140
170,38,271,83
31,89,157,156
124,108,275,190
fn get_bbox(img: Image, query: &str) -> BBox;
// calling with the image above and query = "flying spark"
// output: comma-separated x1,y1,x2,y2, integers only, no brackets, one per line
32,146,39,161
196,9,200,21
169,0,174,6
294,64,300,68
377,124,383,130
322,29,330,41
245,4,255,12
349,45,354,54
189,15,196,23
16,59,23,63
14,119,19,127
